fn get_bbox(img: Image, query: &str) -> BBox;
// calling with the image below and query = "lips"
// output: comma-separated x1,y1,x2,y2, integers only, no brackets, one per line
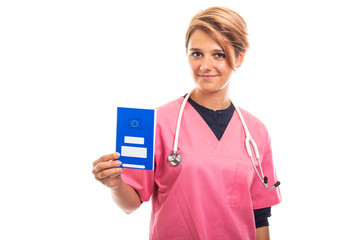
198,75,218,80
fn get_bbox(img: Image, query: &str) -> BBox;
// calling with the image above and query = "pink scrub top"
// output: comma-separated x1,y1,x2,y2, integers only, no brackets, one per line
121,97,281,240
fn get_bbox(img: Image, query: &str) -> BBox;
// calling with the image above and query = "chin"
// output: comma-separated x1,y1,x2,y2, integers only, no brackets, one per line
196,82,228,94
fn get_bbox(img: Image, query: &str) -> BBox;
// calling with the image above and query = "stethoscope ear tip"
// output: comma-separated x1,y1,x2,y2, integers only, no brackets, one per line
264,176,268,184
274,181,281,187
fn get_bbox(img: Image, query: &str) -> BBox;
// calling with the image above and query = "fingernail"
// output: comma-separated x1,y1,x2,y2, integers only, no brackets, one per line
114,152,120,158
115,161,121,166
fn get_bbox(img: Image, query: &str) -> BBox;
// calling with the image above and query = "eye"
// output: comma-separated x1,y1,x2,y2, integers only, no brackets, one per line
215,53,226,58
191,52,202,58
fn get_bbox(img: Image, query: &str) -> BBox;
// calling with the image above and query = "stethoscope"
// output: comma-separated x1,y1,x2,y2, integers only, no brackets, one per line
167,89,280,191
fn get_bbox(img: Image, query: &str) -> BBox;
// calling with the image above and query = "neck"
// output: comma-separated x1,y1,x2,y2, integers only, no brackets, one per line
190,88,231,111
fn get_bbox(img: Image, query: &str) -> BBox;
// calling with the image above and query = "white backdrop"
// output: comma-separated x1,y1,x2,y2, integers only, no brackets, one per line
1,0,359,239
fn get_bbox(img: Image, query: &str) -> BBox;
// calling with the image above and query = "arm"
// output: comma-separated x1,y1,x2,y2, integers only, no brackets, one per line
111,179,142,214
256,226,270,240
93,152,142,214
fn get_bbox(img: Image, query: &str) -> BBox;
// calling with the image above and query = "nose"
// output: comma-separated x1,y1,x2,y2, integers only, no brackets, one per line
200,56,213,72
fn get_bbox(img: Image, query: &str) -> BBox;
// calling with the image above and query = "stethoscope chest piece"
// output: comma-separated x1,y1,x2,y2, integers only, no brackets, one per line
168,152,182,166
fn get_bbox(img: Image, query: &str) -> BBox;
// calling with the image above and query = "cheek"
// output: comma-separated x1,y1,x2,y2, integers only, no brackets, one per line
188,60,199,74
217,62,232,76
216,62,229,72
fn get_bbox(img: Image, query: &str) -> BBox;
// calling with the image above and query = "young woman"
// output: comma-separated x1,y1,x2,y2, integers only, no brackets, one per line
92,7,281,240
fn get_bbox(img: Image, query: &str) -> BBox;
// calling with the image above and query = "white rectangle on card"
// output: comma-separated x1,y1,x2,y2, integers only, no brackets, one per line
124,136,145,145
122,164,146,169
121,146,147,158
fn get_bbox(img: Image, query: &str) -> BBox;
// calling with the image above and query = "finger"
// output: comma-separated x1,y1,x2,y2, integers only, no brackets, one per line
98,172,123,188
93,152,120,167
96,167,124,180
107,171,123,180
93,160,121,173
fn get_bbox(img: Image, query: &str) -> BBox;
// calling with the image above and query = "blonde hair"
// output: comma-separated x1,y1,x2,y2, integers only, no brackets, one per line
185,7,249,70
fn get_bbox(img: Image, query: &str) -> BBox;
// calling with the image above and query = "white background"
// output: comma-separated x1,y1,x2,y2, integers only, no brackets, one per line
1,0,359,239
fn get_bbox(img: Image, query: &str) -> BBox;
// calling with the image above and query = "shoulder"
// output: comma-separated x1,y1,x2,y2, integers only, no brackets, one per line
236,107,270,143
156,97,182,112
237,107,266,129
156,97,183,122
154,97,183,133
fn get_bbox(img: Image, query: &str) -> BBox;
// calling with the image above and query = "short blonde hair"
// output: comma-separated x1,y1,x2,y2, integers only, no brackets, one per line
185,7,249,70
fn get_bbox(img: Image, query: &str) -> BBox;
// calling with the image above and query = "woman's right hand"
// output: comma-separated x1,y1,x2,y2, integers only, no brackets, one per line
92,152,124,189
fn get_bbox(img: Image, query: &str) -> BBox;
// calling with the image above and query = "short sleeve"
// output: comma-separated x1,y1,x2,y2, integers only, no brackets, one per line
250,131,281,209
121,168,155,202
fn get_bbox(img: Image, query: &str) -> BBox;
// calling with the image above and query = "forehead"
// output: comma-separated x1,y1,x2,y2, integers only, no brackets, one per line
187,29,223,51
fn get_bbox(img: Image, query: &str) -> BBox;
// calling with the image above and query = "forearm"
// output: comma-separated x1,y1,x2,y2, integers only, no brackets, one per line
111,180,142,214
256,226,270,240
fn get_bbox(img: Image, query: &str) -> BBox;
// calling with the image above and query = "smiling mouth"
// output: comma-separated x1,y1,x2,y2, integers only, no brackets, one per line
198,75,218,80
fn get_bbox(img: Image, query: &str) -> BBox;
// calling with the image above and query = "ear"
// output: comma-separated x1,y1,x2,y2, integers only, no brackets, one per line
234,52,245,69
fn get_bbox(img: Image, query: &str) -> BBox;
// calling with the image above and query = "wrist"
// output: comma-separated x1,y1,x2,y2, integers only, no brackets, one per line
109,176,125,191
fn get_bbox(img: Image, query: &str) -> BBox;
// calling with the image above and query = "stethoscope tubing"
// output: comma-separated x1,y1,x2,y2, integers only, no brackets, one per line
169,89,280,190
172,89,193,154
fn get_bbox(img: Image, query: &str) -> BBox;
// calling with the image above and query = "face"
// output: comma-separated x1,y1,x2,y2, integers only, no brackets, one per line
187,29,244,94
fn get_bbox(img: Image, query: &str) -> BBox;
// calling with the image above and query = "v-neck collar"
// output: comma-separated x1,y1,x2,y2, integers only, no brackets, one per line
187,96,235,141
179,97,238,150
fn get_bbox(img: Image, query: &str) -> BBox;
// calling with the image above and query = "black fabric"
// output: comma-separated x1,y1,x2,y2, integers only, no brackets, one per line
186,95,271,228
254,207,271,228
187,97,235,141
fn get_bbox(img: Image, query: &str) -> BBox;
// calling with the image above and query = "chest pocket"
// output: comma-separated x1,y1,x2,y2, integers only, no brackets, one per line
230,161,253,208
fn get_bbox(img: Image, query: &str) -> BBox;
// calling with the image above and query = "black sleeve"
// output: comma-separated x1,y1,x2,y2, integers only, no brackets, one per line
253,207,271,228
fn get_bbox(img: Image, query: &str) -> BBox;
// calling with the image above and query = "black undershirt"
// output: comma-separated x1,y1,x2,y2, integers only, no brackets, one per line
187,96,271,228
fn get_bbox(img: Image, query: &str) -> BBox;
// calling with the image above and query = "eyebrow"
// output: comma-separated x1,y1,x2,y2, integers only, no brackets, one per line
189,48,224,53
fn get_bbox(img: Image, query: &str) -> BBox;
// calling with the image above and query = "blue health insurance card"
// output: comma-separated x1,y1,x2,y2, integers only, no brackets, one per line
116,107,156,170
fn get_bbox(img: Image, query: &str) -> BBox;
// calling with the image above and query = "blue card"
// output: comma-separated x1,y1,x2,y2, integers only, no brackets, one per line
116,107,156,170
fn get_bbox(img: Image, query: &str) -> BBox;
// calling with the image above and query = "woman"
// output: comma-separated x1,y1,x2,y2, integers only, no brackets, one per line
92,6,281,240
